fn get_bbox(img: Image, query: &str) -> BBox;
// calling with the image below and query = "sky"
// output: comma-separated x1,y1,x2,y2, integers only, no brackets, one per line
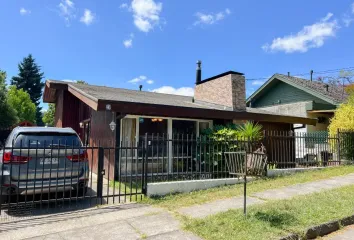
1,0,354,111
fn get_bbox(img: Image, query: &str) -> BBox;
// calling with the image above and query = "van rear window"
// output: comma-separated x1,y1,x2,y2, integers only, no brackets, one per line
14,132,82,148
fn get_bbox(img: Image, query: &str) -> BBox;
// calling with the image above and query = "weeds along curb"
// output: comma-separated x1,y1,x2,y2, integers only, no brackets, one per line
279,215,354,240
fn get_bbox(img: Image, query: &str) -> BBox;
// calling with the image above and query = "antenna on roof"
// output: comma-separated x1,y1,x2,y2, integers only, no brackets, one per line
310,70,313,81
139,85,143,91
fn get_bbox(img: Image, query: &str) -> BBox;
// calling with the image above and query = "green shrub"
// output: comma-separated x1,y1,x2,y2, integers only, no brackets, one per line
198,122,264,171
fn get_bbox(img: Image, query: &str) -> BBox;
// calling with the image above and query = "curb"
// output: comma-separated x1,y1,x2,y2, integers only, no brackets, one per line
279,215,354,240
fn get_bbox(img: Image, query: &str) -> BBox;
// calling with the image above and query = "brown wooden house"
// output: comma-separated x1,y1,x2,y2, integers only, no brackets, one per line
43,64,316,178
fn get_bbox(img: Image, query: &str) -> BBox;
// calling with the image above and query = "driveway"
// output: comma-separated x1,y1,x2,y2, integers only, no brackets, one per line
0,203,201,240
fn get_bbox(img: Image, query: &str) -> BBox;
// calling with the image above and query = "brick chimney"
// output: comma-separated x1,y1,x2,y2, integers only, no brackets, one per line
194,63,246,111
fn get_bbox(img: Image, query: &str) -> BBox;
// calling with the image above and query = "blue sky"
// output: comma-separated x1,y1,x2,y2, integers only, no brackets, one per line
1,0,354,110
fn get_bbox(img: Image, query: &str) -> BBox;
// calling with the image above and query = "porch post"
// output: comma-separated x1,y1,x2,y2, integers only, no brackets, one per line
168,118,173,173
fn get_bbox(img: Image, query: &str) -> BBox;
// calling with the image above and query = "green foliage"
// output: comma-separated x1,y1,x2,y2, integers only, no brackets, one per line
7,86,36,124
11,54,45,125
42,103,55,126
201,124,238,141
0,70,18,128
198,122,263,171
76,80,87,84
236,121,263,140
201,121,263,141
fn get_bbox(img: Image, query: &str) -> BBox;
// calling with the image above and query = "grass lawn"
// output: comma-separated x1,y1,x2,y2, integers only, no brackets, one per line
109,180,143,201
183,184,354,240
143,165,354,210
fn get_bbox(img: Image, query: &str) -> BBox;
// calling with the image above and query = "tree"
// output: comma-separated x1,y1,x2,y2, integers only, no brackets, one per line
76,80,87,84
42,103,55,126
7,86,36,123
317,70,354,98
345,84,354,95
0,70,18,128
328,93,354,160
11,54,45,125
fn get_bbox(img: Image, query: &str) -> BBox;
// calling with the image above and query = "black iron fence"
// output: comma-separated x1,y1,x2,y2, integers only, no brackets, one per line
0,131,353,222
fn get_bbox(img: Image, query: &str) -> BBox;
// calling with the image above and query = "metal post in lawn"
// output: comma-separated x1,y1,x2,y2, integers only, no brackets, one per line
244,140,248,216
337,129,341,165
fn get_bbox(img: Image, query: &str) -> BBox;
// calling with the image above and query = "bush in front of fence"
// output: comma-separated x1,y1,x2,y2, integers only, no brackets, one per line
328,94,354,161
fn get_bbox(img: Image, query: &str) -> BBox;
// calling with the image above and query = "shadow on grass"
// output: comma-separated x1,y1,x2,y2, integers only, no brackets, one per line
254,211,298,228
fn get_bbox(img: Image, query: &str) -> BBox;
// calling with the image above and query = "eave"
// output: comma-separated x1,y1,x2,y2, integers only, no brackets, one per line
44,80,317,126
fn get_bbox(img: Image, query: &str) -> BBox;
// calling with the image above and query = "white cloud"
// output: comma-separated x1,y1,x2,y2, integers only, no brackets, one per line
130,0,163,32
123,39,133,48
123,33,134,48
342,3,354,27
61,79,77,82
342,14,354,27
58,0,76,26
80,9,95,25
128,75,154,84
194,8,231,26
120,3,129,9
151,86,194,96
20,8,31,15
322,12,333,22
262,13,339,53
251,80,266,86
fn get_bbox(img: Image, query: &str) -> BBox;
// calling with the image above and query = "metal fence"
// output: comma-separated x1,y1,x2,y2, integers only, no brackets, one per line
0,131,353,222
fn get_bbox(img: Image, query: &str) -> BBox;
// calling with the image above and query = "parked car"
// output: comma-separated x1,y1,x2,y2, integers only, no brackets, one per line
0,127,89,204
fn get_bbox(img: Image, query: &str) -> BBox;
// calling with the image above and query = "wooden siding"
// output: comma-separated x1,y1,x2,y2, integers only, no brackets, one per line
252,81,330,108
89,110,116,180
259,122,295,168
260,122,293,131
54,90,64,128
262,123,296,169
55,90,91,139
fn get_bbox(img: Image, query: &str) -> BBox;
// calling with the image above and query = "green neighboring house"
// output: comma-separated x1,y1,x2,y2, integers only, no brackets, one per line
246,74,348,133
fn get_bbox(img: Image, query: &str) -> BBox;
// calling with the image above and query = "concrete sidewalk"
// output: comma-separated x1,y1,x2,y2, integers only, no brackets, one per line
322,225,354,240
178,173,354,219
0,204,201,240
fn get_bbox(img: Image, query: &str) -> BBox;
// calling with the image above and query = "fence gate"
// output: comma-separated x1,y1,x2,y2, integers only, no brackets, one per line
0,144,146,223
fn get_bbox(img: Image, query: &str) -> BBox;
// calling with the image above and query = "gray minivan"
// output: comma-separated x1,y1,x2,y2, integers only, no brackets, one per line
0,127,89,203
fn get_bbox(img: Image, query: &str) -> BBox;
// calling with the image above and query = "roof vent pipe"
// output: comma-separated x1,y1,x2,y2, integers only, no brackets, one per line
196,60,202,84
325,84,329,92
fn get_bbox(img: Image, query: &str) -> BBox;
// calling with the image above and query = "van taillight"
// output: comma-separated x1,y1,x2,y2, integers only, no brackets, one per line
66,151,88,162
3,152,32,164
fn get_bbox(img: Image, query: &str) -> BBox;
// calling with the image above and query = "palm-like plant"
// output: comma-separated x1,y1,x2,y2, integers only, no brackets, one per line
236,121,263,140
